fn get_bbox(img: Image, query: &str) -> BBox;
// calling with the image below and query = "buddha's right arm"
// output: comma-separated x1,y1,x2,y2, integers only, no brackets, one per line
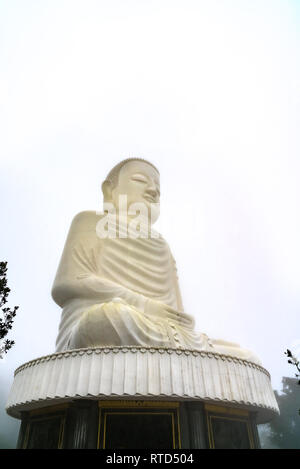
52,272,148,312
52,272,189,325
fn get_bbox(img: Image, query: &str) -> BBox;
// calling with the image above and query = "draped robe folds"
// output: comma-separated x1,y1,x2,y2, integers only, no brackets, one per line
52,211,261,365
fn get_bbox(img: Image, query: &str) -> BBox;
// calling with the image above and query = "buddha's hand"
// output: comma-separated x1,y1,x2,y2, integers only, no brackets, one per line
144,298,192,327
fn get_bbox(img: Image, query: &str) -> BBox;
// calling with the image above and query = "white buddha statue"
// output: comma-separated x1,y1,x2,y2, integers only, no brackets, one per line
52,158,260,364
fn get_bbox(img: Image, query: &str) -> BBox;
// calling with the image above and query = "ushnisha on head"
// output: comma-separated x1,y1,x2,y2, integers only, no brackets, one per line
101,158,161,224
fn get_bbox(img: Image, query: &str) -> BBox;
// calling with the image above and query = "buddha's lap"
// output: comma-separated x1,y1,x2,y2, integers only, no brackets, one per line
68,300,171,348
66,302,261,364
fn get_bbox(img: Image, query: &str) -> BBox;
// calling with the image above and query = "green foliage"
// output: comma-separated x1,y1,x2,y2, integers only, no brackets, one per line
267,377,300,449
0,261,19,358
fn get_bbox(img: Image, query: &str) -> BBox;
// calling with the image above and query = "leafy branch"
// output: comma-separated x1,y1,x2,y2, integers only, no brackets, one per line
285,349,300,415
0,261,19,358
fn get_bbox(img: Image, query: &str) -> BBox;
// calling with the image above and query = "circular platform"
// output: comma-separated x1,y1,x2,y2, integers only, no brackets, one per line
6,346,279,423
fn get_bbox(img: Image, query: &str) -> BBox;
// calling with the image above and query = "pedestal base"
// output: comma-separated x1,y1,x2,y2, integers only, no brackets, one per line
7,346,279,449
16,399,261,449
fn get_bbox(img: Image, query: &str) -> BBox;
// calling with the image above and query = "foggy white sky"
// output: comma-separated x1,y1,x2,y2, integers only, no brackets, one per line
1,0,300,430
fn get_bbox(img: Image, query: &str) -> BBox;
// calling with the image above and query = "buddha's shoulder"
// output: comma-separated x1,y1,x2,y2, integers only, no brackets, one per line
70,211,105,231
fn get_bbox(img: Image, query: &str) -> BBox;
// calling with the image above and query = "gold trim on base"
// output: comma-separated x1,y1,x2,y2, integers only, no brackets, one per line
205,404,254,449
23,413,66,449
204,403,249,417
28,403,69,417
98,400,180,408
97,400,180,449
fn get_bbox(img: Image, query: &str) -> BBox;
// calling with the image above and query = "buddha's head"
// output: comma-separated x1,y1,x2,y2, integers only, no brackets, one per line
102,158,160,224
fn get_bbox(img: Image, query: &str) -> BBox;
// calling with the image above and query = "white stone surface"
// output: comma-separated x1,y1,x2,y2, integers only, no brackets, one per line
6,346,279,423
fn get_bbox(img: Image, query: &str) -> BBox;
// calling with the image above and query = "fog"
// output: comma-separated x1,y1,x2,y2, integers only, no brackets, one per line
1,0,299,448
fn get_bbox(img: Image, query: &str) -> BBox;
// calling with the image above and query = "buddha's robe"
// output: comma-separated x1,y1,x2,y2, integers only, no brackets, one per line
52,211,209,352
52,211,260,365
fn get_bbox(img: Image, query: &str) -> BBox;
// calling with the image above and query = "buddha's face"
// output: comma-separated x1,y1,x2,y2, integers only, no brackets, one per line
111,161,160,224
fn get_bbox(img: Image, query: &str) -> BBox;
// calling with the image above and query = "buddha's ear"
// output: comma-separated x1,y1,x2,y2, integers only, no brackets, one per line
102,180,113,203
